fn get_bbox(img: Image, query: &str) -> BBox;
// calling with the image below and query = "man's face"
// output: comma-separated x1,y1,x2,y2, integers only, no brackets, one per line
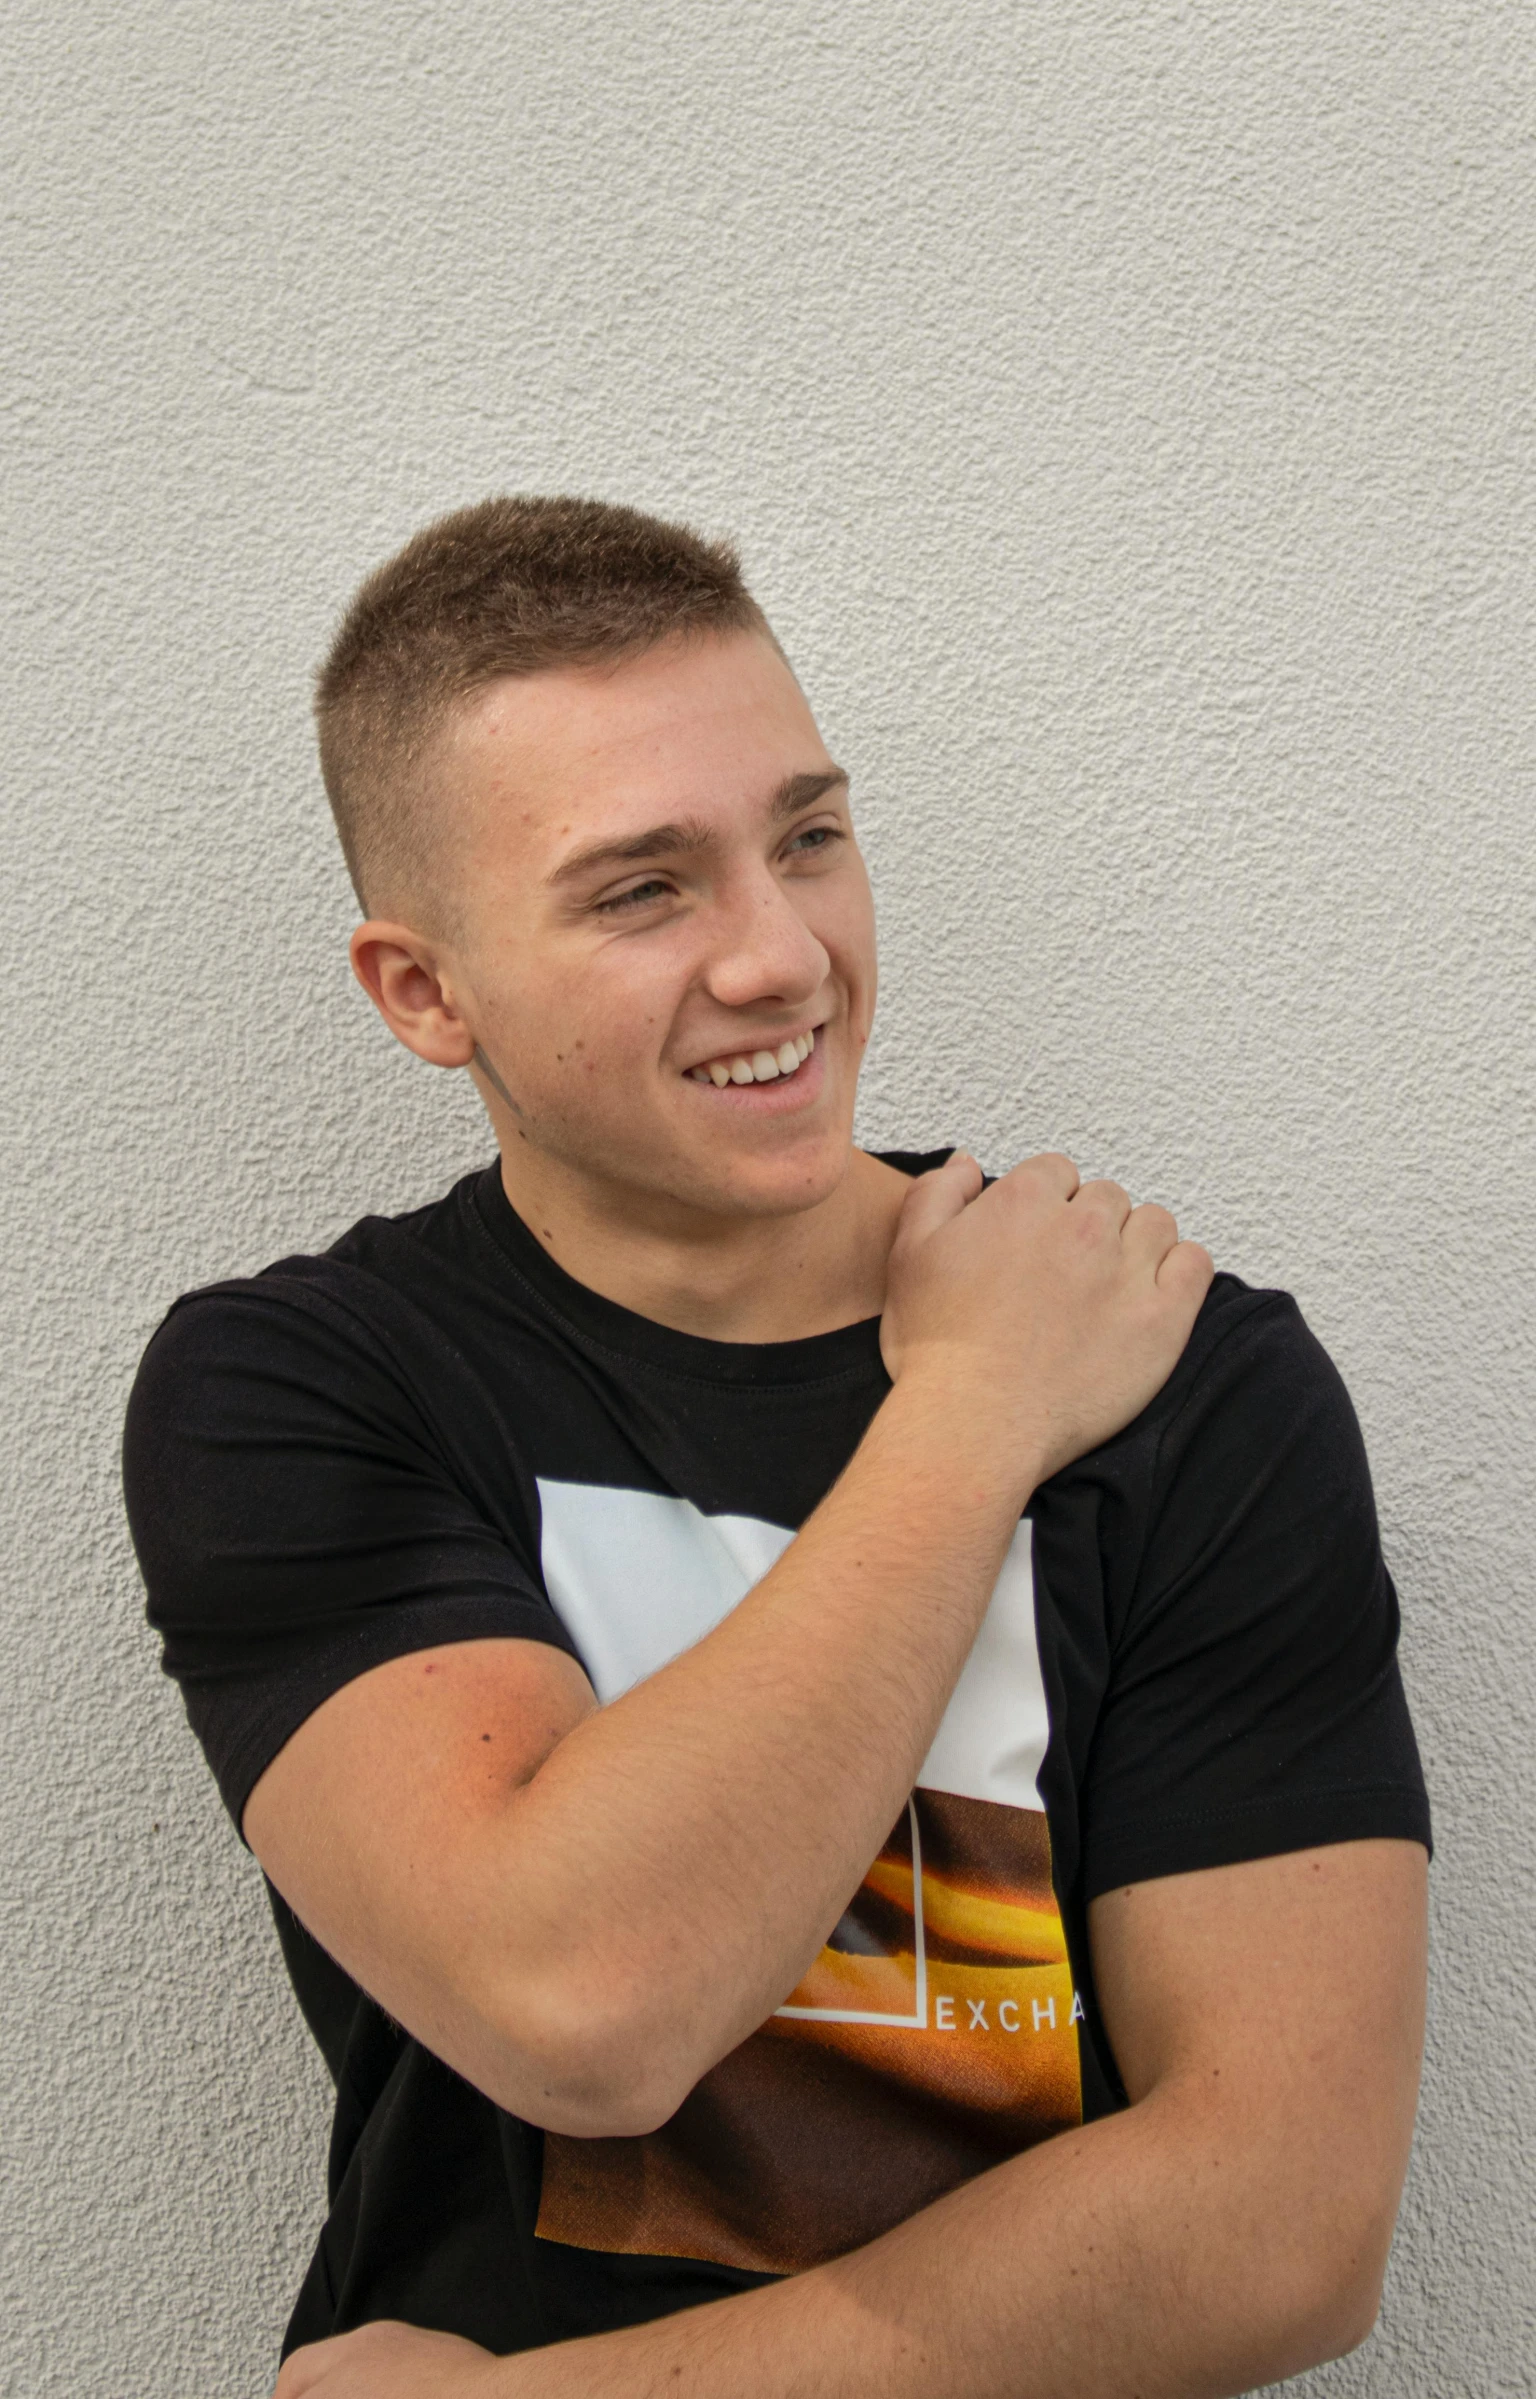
436,630,878,1222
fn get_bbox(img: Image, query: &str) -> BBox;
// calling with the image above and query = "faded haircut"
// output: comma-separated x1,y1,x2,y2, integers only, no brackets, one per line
315,494,771,919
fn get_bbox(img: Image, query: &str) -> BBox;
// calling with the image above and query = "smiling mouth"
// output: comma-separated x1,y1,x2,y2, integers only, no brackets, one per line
686,1028,817,1088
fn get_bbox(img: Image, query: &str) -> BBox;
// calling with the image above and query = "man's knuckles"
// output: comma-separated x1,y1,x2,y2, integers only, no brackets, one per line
1123,1201,1179,1256
1158,1239,1214,1298
992,1150,1080,1209
1071,1178,1133,1223
1028,1149,1082,1196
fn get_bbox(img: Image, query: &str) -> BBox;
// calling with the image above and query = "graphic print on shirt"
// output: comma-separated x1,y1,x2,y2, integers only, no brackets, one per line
533,1481,1083,2274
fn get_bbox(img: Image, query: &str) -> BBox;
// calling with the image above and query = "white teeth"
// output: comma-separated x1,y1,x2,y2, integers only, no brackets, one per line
690,1030,818,1086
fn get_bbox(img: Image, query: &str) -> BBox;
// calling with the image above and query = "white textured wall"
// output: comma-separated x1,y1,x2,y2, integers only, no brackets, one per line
4,4,1533,2392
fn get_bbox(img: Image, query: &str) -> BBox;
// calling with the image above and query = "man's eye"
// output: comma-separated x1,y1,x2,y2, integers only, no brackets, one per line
595,878,673,915
785,826,844,859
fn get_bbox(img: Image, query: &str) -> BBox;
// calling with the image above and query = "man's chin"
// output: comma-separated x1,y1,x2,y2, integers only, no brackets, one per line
673,1130,854,1222
509,1099,857,1229
618,1112,856,1225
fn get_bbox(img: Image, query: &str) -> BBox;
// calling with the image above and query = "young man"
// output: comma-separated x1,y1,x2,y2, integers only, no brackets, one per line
124,497,1430,2399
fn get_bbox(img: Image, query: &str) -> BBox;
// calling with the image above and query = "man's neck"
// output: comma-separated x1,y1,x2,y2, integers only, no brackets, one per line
496,1141,912,1345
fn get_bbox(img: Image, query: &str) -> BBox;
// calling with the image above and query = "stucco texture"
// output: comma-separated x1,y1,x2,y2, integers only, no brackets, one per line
3,3,1532,2392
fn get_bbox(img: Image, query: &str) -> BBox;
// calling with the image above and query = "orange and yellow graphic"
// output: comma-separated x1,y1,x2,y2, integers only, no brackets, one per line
537,1791,1082,2273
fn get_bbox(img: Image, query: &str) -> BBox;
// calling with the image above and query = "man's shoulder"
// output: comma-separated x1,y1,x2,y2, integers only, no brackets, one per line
1164,1268,1305,1403
1171,1270,1367,1460
1146,1268,1336,1429
140,1163,497,1342
1045,1268,1370,1517
125,1162,508,1448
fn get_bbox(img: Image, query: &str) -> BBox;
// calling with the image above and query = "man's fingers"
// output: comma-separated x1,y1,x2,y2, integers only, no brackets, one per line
1073,1178,1133,1229
892,1149,983,1248
1122,1201,1178,1266
1006,1150,1081,1202
1116,1197,1213,1316
1156,1238,1215,1306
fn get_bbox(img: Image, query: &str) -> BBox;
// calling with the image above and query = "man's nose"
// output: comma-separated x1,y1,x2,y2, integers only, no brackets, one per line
702,871,829,1011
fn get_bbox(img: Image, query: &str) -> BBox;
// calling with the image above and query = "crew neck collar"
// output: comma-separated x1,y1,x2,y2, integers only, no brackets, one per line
468,1148,952,1390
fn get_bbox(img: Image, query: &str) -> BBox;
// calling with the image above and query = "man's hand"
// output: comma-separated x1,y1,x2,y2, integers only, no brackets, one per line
882,1149,1213,1494
274,2323,500,2399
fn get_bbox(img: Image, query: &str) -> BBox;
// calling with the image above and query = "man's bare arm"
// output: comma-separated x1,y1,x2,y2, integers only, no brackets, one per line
244,1152,1212,2136
278,1838,1427,2399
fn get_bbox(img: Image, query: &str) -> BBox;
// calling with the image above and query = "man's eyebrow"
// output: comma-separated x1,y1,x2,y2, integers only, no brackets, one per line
545,816,716,887
770,766,849,820
546,768,849,888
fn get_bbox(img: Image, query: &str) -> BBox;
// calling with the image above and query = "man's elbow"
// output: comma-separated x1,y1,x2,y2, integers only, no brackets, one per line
1291,2257,1387,2371
1266,2199,1398,2376
472,1969,700,2137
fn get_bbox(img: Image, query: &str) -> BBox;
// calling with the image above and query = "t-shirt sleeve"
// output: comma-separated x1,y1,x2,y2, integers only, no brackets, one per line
1079,1291,1431,1899
123,1275,581,1832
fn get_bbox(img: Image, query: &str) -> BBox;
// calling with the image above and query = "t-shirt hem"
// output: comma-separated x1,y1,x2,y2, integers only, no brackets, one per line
1081,1782,1433,1899
200,1595,582,1838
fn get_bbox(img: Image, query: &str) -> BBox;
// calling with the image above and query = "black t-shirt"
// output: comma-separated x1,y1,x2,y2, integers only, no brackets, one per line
122,1152,1429,2358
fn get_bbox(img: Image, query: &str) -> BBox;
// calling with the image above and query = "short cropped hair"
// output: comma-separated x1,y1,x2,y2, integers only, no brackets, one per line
315,494,770,918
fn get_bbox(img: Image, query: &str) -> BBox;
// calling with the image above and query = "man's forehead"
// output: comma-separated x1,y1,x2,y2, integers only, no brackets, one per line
447,636,836,850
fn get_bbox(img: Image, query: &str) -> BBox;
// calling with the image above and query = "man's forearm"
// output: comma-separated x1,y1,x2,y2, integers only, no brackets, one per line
486,2080,1379,2399
482,1369,1035,2124
276,1843,1423,2399
247,1359,1042,2135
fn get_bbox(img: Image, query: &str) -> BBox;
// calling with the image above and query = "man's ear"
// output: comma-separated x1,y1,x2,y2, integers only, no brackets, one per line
350,921,478,1070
